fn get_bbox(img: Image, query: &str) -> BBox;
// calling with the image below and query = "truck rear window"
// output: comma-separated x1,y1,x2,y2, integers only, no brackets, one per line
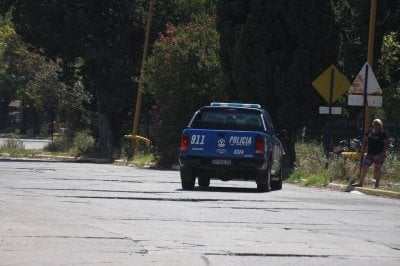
190,108,264,131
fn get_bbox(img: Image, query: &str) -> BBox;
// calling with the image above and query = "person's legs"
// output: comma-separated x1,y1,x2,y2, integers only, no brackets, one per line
357,165,369,186
353,155,372,187
374,163,383,188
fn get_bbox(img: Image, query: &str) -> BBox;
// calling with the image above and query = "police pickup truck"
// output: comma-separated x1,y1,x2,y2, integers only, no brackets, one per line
179,102,285,192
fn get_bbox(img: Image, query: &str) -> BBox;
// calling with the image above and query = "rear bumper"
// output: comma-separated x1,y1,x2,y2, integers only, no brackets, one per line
179,156,267,179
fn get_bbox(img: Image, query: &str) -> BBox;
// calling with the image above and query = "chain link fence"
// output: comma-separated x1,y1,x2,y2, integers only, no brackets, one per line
300,119,399,155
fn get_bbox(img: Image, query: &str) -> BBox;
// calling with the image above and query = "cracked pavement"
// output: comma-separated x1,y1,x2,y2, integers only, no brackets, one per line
0,160,400,265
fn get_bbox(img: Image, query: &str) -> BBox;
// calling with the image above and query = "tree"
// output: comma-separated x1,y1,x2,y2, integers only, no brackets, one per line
216,0,340,166
1,28,90,135
145,16,226,166
2,0,210,158
0,1,148,156
337,0,400,78
0,13,15,129
376,32,400,122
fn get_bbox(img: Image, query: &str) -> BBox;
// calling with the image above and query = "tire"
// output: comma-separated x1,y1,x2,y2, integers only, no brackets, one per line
256,168,271,192
198,177,210,187
180,166,195,190
271,174,282,190
271,159,283,191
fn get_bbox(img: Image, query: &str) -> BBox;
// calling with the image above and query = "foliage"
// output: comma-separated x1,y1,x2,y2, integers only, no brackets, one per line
131,153,156,168
145,16,226,166
382,154,400,183
72,131,96,157
291,141,400,189
45,136,73,153
174,0,216,18
335,0,400,122
376,32,400,122
0,13,16,129
0,26,91,135
3,1,210,158
288,142,327,181
216,0,340,167
0,13,14,53
336,0,400,77
45,130,96,158
3,1,148,156
0,137,35,157
0,137,24,150
302,174,329,187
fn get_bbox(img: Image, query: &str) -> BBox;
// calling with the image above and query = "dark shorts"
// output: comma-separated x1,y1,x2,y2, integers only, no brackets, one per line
362,154,385,167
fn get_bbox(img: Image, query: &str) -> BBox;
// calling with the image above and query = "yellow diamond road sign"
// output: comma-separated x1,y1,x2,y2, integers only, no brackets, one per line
312,65,350,104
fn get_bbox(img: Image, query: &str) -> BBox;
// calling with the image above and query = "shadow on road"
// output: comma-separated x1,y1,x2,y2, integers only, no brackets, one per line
177,186,276,194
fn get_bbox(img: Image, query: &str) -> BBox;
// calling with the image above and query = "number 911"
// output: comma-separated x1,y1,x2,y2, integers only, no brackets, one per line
191,135,205,145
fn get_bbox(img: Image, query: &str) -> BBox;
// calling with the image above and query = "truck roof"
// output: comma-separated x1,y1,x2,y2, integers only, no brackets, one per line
210,102,262,109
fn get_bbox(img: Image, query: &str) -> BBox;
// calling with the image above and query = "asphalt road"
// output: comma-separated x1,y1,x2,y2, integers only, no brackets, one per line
0,159,399,266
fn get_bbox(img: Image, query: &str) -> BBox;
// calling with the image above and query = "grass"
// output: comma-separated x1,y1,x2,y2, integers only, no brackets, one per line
0,137,36,157
288,141,400,190
130,153,156,167
302,173,329,187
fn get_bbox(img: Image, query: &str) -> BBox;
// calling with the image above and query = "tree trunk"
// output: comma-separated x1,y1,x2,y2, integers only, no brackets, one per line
282,129,297,169
0,106,9,130
97,113,115,158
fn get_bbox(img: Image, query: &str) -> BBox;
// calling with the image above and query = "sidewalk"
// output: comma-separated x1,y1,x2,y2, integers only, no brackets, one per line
328,183,400,199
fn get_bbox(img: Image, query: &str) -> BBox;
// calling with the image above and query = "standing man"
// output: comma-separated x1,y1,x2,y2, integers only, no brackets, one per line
352,119,389,188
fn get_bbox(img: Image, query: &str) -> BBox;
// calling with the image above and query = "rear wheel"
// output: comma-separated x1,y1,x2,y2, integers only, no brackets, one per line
271,175,282,190
180,166,195,190
256,168,271,192
271,159,283,191
198,177,210,187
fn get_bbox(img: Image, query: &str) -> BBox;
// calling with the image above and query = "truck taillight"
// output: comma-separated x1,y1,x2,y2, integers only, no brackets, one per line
180,135,189,151
255,137,265,155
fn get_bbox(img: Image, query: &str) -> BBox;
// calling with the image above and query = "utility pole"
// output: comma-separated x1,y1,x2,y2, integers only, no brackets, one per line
363,0,377,135
125,0,154,157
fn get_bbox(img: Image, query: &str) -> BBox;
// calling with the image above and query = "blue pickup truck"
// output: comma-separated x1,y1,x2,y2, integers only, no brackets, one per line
179,102,285,192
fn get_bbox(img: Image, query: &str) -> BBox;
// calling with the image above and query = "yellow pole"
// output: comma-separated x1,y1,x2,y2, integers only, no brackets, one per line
358,0,378,180
364,0,377,135
130,0,155,157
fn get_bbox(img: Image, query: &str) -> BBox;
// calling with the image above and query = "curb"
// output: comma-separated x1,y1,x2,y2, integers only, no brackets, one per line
32,154,111,164
328,183,400,199
0,154,111,164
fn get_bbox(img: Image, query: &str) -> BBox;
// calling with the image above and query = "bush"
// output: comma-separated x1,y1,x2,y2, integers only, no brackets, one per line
145,16,227,167
44,130,95,158
45,135,72,152
293,141,400,188
293,141,327,177
382,153,400,182
72,131,95,157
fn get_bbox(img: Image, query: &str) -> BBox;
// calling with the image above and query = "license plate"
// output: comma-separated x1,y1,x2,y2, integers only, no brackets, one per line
212,159,231,165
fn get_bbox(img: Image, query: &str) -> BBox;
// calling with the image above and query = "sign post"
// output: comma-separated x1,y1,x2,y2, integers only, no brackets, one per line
312,65,350,162
362,64,369,140
348,61,382,180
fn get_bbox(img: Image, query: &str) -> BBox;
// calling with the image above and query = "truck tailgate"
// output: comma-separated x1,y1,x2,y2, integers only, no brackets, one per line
183,129,265,159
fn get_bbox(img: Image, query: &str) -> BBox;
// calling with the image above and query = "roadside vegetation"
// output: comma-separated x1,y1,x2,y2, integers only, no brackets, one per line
1,135,399,191
0,133,155,167
287,142,400,191
0,137,35,157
